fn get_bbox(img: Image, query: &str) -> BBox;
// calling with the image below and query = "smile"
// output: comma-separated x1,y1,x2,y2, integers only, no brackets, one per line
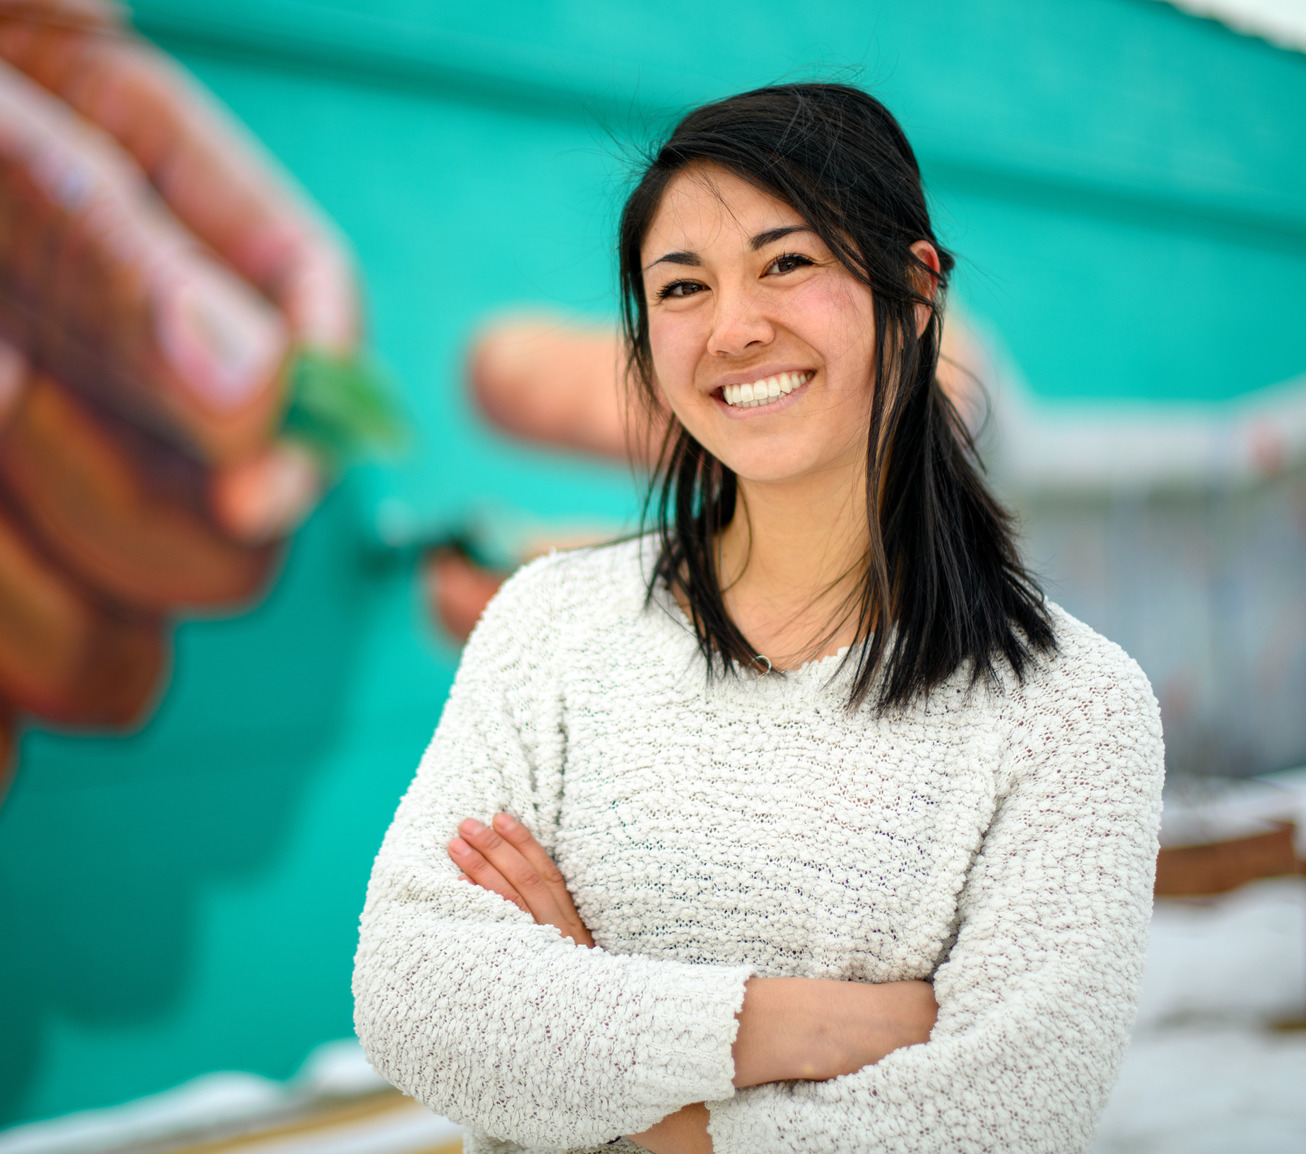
718,370,814,409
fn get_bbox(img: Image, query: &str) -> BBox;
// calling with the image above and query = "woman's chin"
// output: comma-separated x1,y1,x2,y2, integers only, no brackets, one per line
725,462,837,490
715,443,867,491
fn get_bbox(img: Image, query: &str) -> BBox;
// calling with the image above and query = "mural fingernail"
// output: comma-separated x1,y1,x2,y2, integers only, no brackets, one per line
158,265,287,411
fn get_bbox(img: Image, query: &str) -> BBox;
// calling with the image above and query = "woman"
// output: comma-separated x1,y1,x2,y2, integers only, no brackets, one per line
353,84,1164,1154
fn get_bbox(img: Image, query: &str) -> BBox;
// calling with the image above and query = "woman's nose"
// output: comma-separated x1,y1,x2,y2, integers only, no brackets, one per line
706,285,774,357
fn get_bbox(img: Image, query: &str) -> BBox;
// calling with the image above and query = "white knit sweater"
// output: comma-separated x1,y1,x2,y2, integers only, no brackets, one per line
353,537,1164,1154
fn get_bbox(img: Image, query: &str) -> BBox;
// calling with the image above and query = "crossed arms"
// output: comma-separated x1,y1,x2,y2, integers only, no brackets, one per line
448,811,939,1153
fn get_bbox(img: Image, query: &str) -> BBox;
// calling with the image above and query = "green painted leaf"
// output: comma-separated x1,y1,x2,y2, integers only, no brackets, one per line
281,348,409,469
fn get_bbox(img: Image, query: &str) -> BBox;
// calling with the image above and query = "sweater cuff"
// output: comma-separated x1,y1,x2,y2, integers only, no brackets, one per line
707,1088,777,1154
632,963,751,1105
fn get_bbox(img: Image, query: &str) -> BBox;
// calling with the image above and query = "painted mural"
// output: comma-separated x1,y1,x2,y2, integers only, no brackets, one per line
0,0,1303,1134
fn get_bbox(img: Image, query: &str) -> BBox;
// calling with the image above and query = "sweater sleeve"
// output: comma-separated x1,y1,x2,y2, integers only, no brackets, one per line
351,556,750,1149
705,635,1165,1154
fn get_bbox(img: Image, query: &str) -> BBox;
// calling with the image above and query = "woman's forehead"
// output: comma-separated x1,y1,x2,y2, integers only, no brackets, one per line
642,164,806,256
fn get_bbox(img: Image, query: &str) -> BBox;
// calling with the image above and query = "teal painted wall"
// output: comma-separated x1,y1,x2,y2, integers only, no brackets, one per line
2,0,1304,1128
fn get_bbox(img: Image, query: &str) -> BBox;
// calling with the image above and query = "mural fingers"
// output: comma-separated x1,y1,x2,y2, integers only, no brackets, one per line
0,4,360,354
0,59,289,464
0,499,166,729
468,315,654,464
0,374,280,609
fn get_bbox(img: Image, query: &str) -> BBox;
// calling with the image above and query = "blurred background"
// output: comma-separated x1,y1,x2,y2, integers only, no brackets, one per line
0,0,1304,1151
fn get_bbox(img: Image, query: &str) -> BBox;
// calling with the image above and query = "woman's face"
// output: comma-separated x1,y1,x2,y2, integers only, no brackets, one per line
641,163,878,490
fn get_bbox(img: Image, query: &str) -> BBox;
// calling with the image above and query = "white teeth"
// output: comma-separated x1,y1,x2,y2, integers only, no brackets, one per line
720,371,811,408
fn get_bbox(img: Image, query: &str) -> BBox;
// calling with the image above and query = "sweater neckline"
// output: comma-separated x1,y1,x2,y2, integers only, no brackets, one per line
644,565,863,690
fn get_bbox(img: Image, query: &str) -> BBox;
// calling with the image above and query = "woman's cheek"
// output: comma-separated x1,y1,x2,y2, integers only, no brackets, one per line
796,276,875,355
648,321,704,408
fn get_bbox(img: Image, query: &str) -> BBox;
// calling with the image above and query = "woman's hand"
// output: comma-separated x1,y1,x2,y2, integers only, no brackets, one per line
626,1102,713,1154
450,817,707,1151
447,813,594,948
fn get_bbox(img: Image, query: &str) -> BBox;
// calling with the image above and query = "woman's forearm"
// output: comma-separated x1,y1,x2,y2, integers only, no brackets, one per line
732,977,937,1087
446,816,936,1135
627,981,935,1153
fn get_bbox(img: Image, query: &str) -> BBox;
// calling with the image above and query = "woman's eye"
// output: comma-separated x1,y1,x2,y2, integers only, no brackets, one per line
767,252,815,275
656,280,704,301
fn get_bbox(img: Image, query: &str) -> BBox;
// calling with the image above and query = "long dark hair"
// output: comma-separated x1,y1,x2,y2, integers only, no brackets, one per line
619,83,1055,710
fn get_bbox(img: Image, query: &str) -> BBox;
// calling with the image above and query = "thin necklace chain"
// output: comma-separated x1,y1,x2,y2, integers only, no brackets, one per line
717,533,869,674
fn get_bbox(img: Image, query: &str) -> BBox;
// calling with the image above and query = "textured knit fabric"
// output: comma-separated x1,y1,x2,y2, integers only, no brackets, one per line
353,536,1164,1154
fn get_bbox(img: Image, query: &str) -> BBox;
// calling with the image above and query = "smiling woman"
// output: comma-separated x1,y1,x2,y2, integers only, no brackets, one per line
641,177,881,491
619,88,1054,706
632,164,944,676
353,84,1165,1154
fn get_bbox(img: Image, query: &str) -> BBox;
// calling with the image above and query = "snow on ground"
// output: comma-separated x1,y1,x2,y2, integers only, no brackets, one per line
1091,876,1306,1152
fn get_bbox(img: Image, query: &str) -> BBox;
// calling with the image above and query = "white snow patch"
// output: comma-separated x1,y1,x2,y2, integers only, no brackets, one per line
0,1041,417,1154
1093,875,1306,1152
0,1073,286,1154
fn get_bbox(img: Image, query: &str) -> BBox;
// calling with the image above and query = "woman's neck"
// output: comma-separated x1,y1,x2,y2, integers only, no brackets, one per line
718,470,871,670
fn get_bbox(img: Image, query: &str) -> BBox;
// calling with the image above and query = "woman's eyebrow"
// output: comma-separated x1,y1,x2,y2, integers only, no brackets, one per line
643,250,699,272
642,226,811,272
751,225,811,249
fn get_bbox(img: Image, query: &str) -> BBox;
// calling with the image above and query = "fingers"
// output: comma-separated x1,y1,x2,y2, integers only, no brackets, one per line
0,500,165,726
209,439,321,544
489,812,596,947
0,374,280,607
454,818,561,916
448,816,593,946
446,833,528,914
468,316,654,465
0,7,350,790
422,550,507,644
487,812,571,889
0,61,289,462
0,12,359,354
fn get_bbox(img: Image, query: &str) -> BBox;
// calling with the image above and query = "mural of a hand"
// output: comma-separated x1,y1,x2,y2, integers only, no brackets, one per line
0,1,359,791
424,317,654,643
